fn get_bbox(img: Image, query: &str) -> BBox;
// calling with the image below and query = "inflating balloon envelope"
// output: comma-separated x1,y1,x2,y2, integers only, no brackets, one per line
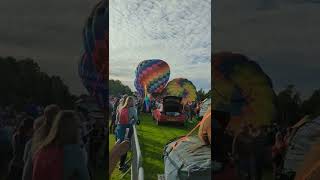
163,78,197,105
91,0,108,77
79,0,108,110
212,52,276,132
79,53,108,109
134,59,170,97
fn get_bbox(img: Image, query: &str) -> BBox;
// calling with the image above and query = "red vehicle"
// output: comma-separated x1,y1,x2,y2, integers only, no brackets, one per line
152,96,186,126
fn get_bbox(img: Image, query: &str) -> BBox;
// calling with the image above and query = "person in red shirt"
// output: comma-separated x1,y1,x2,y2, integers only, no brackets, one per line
22,104,60,180
115,96,138,172
32,110,89,180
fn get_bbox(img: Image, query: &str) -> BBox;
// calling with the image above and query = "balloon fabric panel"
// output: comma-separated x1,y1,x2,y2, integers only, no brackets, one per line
212,52,276,132
164,78,197,105
134,59,170,97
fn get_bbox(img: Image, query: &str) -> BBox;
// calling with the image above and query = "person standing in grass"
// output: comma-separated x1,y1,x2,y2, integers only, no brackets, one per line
110,98,120,134
114,96,126,138
115,96,138,172
183,102,191,121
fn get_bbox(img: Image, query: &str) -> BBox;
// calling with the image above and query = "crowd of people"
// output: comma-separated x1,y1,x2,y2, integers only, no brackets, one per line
214,119,296,180
154,98,203,121
109,95,138,173
108,94,209,175
0,101,108,180
109,94,206,125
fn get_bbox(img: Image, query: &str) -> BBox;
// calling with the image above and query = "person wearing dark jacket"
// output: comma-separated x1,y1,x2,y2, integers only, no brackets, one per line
110,98,120,134
233,125,254,180
251,128,268,180
6,117,34,180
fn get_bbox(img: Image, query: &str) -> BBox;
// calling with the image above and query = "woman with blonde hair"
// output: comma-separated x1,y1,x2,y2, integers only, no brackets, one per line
115,96,138,172
31,104,61,155
32,110,89,180
22,104,60,180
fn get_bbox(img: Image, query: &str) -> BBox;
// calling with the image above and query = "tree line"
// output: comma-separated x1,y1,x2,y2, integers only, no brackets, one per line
109,79,212,102
2,56,318,125
0,56,77,110
108,79,133,97
275,85,320,126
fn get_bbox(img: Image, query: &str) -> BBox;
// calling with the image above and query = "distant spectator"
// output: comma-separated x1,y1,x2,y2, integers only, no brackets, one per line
21,116,44,180
110,98,120,134
233,123,254,180
251,127,268,180
272,132,285,179
6,117,34,180
283,127,293,147
23,116,44,163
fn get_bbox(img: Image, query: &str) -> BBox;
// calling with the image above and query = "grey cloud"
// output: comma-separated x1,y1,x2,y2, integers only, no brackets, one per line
0,0,100,95
214,0,320,97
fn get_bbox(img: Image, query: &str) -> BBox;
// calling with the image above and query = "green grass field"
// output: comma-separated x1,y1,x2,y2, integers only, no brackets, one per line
109,132,132,180
109,113,198,180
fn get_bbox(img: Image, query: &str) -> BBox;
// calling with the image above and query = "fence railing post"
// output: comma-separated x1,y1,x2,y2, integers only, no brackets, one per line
131,125,144,180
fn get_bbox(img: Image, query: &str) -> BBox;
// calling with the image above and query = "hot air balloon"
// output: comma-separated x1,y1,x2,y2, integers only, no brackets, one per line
79,0,108,110
134,59,170,97
163,78,197,105
83,0,108,77
212,52,276,132
83,2,99,56
91,0,108,77
78,53,108,109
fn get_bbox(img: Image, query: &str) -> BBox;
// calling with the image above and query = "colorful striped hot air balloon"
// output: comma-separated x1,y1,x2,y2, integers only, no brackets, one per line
163,78,197,105
134,59,170,97
78,53,108,109
79,0,108,110
213,52,276,132
83,0,108,77
91,0,108,77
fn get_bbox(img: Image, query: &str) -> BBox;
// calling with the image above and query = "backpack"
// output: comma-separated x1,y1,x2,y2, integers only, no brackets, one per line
119,108,129,125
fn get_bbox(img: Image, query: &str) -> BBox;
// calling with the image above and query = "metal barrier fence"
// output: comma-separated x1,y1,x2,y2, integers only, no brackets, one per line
131,125,144,180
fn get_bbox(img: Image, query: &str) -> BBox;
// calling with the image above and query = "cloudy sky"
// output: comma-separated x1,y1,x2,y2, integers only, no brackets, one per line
2,0,318,98
214,0,320,99
0,0,100,95
109,0,211,92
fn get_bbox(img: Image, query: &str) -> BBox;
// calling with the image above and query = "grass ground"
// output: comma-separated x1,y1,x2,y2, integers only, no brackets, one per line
109,113,198,180
109,113,274,180
137,113,198,180
109,133,131,180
